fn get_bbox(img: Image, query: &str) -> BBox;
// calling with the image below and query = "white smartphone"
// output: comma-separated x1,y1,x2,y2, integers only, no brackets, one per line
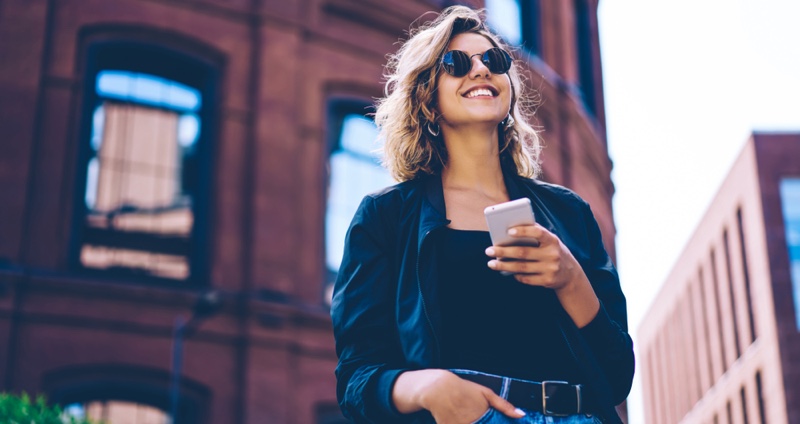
484,198,539,247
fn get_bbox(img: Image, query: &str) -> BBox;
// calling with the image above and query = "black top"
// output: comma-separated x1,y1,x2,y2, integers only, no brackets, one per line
436,228,582,383
331,172,633,424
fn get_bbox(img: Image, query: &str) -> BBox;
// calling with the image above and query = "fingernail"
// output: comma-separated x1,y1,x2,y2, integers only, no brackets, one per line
487,260,497,269
485,247,495,256
508,228,517,235
514,408,526,416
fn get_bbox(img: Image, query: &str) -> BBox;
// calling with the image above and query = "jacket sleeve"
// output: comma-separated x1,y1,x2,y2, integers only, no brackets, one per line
575,201,636,406
330,195,410,423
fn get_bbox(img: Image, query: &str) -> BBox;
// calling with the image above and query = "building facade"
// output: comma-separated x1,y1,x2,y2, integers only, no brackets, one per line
638,134,800,423
0,0,619,422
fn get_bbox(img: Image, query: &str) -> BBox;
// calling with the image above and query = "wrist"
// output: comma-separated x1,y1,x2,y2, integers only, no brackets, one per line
415,369,451,410
554,268,581,295
393,369,451,413
554,272,600,328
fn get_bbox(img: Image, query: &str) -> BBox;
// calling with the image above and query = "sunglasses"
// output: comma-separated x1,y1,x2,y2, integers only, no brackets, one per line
440,47,513,77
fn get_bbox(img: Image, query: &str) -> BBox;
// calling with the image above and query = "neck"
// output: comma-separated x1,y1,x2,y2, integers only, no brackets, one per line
440,124,506,195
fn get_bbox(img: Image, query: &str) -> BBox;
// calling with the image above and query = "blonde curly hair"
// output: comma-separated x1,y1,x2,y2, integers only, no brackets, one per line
375,6,541,182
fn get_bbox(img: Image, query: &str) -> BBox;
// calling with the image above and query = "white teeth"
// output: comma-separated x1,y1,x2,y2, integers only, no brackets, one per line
466,88,494,98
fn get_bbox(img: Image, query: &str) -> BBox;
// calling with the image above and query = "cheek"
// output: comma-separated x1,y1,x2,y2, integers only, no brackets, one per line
435,81,457,114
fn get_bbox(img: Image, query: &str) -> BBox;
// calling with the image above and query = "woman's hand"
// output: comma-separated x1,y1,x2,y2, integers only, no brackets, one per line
485,224,600,327
485,224,580,290
392,369,525,424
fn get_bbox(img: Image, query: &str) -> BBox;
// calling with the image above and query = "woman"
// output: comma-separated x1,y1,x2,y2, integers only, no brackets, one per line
331,6,634,424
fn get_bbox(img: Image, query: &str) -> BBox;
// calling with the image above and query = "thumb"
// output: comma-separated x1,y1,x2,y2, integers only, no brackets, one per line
484,391,526,419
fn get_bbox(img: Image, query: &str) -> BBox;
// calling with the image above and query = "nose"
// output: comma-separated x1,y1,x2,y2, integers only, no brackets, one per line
468,53,490,78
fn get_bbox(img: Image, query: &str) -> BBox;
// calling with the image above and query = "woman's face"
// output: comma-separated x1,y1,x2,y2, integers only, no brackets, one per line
435,32,512,130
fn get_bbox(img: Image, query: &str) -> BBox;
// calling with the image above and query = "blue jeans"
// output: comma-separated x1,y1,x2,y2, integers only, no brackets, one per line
471,408,600,424
450,370,600,424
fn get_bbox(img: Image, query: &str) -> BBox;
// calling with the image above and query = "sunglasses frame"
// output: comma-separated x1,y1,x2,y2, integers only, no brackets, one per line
440,47,514,78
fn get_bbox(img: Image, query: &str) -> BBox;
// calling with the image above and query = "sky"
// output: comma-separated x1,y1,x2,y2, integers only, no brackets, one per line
597,0,800,421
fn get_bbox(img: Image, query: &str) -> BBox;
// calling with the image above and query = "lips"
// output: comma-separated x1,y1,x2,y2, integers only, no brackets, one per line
463,86,498,98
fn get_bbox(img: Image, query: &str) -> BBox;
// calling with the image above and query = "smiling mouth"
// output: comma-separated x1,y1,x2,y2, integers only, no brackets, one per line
464,88,496,98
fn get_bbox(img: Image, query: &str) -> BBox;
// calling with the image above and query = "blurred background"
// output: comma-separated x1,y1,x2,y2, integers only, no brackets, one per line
0,0,798,423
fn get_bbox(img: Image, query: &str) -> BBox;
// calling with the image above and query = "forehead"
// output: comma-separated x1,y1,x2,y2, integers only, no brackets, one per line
446,32,495,54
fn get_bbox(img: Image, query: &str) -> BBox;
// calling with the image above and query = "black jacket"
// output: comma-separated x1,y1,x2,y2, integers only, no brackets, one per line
331,172,635,423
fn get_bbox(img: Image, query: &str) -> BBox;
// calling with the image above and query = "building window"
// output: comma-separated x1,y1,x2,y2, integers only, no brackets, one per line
710,249,729,372
573,0,597,116
73,42,216,283
737,207,757,343
64,400,168,424
755,370,767,424
486,0,541,54
723,228,742,359
44,364,209,424
325,101,393,301
780,178,800,329
740,386,750,424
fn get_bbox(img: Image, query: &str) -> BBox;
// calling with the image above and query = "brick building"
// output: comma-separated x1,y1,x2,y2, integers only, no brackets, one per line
0,0,619,422
638,134,800,423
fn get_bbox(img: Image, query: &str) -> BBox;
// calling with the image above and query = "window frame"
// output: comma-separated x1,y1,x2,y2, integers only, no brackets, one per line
520,0,542,56
573,0,598,117
44,364,210,424
323,98,385,299
486,0,542,56
70,37,219,286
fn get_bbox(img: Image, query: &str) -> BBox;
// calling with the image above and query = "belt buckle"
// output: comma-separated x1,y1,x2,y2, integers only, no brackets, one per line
541,380,578,417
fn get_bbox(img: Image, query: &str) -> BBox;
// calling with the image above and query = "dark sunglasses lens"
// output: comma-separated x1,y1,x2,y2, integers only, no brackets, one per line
442,50,471,77
483,48,512,74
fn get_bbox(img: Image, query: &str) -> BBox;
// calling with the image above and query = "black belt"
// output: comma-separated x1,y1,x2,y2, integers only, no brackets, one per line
456,372,584,416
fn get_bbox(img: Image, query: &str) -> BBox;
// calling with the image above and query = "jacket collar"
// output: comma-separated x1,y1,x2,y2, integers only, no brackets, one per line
418,175,449,250
417,166,528,247
502,167,527,201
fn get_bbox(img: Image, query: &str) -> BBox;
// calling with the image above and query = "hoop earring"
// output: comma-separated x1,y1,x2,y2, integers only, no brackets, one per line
427,121,440,137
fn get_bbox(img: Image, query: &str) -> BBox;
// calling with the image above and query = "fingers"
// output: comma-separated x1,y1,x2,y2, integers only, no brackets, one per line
485,224,554,259
508,223,551,242
487,258,560,276
486,244,559,262
484,391,526,419
484,224,574,288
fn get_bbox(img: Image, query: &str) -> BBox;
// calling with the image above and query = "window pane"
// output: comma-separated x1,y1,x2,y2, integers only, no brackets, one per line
177,114,200,148
325,114,393,277
486,0,522,45
81,98,194,279
93,104,180,211
65,400,168,424
97,71,201,112
132,74,164,106
780,178,800,329
96,71,132,99
340,115,379,156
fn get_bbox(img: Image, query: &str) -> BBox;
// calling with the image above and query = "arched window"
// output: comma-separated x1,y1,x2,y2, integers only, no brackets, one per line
72,40,218,283
44,364,210,424
324,100,393,302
